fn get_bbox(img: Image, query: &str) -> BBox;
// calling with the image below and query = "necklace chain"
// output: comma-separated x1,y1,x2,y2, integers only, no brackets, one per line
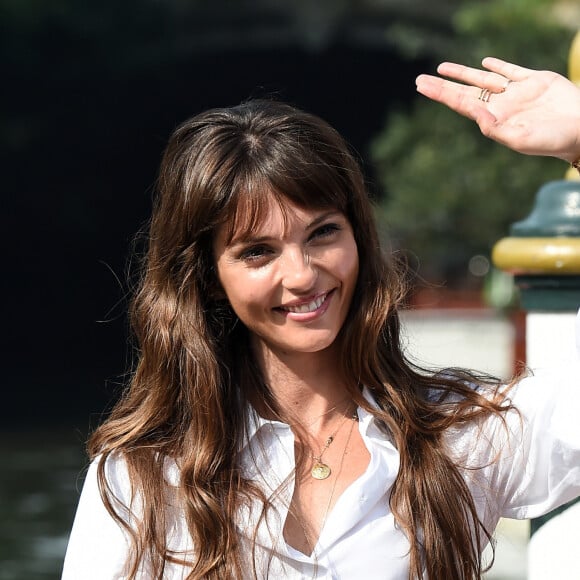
296,412,357,578
310,406,357,480
268,402,359,579
290,395,351,428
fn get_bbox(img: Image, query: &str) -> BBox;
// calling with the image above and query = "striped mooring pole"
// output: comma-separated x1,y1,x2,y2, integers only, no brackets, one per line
492,31,580,579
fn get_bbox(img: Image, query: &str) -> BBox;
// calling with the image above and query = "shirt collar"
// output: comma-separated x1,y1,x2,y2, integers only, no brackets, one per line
240,386,387,453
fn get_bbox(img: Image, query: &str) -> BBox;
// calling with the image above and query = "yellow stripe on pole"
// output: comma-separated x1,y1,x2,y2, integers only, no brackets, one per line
492,237,580,274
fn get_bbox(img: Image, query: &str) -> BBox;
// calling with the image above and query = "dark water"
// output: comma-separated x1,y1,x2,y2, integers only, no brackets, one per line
0,431,87,580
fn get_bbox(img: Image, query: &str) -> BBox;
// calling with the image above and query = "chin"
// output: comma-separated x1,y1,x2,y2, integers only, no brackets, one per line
285,333,341,355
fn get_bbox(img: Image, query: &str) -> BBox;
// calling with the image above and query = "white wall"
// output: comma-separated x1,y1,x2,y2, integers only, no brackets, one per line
400,308,515,380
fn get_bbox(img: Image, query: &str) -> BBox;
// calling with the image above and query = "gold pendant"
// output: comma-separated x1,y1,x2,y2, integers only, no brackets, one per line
311,462,331,480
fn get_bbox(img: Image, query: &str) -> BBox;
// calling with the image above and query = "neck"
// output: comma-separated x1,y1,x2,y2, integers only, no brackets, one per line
251,340,353,431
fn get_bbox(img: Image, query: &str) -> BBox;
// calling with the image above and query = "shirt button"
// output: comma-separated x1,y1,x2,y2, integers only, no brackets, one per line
359,495,367,504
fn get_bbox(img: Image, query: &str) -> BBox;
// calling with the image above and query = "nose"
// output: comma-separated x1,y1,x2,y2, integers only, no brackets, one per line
280,246,318,292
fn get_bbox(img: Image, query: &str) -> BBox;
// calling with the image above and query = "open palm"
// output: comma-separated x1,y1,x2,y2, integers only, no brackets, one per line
416,57,580,163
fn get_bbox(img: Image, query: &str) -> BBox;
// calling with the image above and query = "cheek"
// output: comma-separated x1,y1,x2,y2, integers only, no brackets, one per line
347,251,360,282
338,247,360,314
219,270,272,316
335,243,359,286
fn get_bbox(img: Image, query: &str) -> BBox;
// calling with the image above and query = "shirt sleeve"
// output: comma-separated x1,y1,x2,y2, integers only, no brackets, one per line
61,455,134,579
495,360,580,519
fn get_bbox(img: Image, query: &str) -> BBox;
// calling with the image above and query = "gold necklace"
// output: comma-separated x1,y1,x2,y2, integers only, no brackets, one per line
310,408,357,480
297,395,351,428
296,413,358,577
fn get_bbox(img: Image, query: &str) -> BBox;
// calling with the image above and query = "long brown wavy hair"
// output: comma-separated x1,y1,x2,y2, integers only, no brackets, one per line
89,99,513,579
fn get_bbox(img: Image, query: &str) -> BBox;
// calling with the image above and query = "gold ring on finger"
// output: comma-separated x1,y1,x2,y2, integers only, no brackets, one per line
500,79,512,92
478,88,492,103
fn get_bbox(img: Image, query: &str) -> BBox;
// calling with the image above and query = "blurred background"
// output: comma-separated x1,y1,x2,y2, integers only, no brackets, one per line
2,0,579,578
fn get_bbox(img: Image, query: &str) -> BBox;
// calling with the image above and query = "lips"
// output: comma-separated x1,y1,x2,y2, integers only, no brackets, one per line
277,290,333,314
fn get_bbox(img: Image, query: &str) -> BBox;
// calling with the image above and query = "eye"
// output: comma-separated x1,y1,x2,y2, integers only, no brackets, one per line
238,244,274,263
309,222,341,241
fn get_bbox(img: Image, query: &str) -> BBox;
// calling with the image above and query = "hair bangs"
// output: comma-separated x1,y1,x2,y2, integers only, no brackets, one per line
219,179,281,246
218,157,352,246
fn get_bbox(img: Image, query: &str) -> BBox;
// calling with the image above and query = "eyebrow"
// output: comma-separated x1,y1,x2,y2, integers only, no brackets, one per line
229,210,343,246
307,210,342,229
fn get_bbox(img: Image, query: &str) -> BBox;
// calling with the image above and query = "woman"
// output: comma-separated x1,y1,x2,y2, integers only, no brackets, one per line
63,58,580,579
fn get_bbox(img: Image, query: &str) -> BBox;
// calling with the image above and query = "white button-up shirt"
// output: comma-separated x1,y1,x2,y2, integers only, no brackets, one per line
62,313,580,579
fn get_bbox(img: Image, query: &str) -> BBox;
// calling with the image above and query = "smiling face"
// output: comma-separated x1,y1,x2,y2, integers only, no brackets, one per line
213,195,359,360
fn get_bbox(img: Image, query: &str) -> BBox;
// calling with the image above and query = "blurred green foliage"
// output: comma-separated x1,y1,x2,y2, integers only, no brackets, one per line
371,0,577,284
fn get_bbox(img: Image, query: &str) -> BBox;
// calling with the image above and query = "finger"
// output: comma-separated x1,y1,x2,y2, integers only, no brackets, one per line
481,57,534,81
415,76,508,138
416,76,487,106
416,76,490,119
473,109,502,139
436,62,511,93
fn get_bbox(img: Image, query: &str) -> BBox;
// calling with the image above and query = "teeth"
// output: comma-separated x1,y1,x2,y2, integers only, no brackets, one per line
283,294,326,313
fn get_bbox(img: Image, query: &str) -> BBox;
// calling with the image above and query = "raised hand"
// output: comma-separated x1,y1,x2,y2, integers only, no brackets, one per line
416,57,580,164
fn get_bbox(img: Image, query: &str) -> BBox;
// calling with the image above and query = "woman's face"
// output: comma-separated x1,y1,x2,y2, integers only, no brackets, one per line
213,195,359,359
